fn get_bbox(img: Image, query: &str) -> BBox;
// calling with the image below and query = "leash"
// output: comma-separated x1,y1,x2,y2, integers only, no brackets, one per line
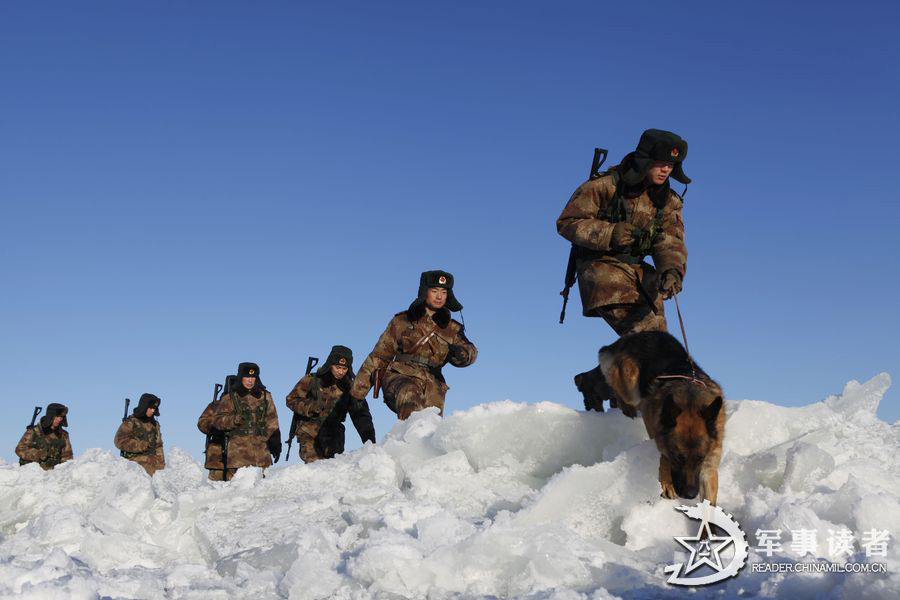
659,291,702,385
673,292,690,360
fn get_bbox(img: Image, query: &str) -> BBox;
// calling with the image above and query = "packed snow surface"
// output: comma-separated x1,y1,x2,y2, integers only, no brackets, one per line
1,374,897,599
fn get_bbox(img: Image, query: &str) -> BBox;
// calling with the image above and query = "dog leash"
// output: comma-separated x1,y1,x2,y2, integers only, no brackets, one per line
673,292,690,360
662,291,702,384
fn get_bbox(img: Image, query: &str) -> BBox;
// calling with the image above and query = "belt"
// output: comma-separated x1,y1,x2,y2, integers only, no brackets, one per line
394,354,440,369
576,247,645,265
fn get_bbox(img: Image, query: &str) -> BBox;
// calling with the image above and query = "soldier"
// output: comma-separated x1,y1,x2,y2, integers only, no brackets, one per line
16,403,73,470
557,129,690,411
114,393,165,475
286,345,376,463
197,362,281,481
351,270,477,420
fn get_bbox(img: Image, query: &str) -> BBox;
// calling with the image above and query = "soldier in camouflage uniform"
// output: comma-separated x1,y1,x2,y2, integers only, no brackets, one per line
286,345,376,463
197,362,282,481
114,393,165,475
557,129,690,411
16,403,73,470
351,270,477,420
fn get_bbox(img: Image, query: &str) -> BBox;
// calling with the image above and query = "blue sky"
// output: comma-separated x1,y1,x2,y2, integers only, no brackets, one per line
1,1,898,463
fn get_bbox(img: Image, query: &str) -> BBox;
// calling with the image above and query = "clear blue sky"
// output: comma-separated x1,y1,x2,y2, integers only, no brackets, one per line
2,1,898,463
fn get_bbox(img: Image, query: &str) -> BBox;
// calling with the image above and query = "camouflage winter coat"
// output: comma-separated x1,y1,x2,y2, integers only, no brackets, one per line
16,426,73,470
197,387,280,470
115,416,165,475
287,372,375,459
351,305,477,414
556,172,687,316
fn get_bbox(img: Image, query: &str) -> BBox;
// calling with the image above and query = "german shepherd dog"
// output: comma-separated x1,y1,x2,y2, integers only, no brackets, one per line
599,331,725,504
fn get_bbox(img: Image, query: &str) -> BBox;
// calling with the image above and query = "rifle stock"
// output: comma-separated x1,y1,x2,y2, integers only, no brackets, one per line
285,356,319,461
27,406,42,429
119,398,131,457
559,147,608,324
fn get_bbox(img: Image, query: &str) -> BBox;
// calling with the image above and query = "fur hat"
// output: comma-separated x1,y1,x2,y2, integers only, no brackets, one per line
40,403,68,429
133,393,161,418
409,270,463,312
237,362,260,379
620,129,690,186
316,345,355,379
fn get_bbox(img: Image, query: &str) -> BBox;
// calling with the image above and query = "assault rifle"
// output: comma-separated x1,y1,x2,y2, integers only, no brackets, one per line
285,356,319,461
26,406,42,429
559,148,607,324
119,398,131,457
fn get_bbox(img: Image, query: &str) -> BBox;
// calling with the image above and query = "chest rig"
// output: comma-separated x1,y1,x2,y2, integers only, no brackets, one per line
229,390,269,437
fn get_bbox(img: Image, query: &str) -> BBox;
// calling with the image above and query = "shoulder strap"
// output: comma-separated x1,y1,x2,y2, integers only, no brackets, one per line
596,170,627,223
310,375,322,403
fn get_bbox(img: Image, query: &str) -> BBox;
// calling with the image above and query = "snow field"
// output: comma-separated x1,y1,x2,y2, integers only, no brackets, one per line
0,374,897,599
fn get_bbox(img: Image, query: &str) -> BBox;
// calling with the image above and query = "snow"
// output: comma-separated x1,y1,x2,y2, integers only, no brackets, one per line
0,374,897,599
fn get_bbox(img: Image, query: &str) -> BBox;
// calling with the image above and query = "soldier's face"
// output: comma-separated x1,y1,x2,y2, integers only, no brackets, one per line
426,287,447,310
242,376,256,389
331,364,349,379
646,162,674,185
146,407,156,418
51,416,63,429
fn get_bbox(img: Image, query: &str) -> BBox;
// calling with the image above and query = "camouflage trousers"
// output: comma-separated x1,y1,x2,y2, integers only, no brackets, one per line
298,430,324,464
383,373,446,420
207,468,238,481
576,301,669,412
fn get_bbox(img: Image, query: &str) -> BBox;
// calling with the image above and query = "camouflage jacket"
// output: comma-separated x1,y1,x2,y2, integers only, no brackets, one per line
16,426,73,470
556,172,687,315
287,373,376,446
351,305,477,400
115,416,165,475
197,388,280,470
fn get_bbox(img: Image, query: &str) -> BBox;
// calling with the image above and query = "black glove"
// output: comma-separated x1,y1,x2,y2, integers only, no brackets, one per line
267,429,282,463
447,344,469,367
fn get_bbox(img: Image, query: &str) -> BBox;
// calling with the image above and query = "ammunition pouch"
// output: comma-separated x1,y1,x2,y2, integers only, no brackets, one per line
229,391,269,437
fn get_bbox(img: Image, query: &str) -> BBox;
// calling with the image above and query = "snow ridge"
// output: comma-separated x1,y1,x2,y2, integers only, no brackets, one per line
0,374,897,599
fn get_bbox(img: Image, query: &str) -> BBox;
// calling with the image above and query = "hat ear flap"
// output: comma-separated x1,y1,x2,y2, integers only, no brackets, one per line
671,163,691,185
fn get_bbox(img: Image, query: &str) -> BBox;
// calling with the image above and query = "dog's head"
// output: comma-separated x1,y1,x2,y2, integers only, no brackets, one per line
655,381,724,500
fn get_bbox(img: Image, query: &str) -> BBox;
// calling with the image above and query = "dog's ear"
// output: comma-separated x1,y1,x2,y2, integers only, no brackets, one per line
702,397,723,438
661,395,680,431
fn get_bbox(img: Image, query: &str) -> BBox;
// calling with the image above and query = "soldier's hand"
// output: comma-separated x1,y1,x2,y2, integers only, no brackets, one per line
658,270,683,299
610,223,639,251
447,344,469,367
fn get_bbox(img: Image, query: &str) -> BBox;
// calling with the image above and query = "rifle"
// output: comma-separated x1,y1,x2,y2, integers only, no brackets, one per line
27,406,42,429
119,398,131,457
285,356,318,461
559,148,608,324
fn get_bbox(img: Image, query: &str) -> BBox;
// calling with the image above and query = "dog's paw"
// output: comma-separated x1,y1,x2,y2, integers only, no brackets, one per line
659,482,678,499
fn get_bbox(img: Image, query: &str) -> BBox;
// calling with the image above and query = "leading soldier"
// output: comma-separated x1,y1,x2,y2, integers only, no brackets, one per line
286,345,376,463
351,270,477,420
197,362,281,481
16,403,73,470
115,393,165,475
557,129,690,411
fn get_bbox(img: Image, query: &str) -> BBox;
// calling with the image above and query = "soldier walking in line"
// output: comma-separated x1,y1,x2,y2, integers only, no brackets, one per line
286,345,376,463
557,129,690,411
115,393,165,475
198,362,281,481
351,270,477,420
16,403,73,470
